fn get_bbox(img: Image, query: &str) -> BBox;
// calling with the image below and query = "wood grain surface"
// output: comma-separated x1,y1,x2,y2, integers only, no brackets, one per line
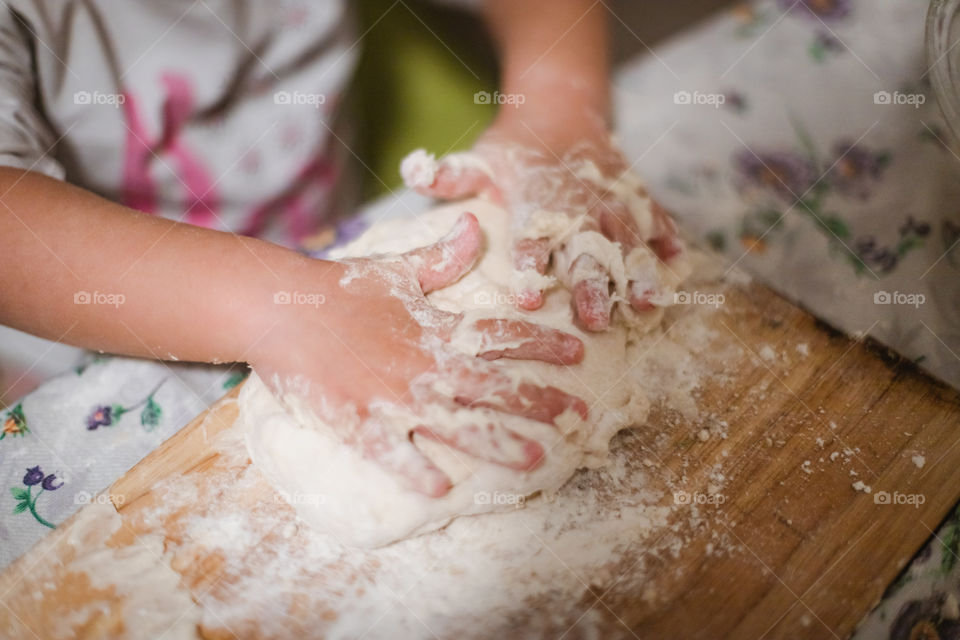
1,281,958,639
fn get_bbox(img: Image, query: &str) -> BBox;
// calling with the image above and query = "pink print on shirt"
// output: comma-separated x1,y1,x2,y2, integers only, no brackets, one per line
120,72,219,228
240,152,338,245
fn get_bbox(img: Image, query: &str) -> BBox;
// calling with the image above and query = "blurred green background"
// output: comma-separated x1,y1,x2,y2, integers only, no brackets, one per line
350,0,498,201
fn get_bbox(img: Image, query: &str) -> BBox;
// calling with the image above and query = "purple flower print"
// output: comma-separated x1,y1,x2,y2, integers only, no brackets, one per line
734,149,817,201
780,0,851,21
12,465,61,528
22,466,43,486
828,141,890,199
86,405,114,430
900,216,931,238
854,236,897,273
41,473,63,491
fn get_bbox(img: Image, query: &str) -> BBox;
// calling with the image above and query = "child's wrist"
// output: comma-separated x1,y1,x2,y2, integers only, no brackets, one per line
240,256,346,372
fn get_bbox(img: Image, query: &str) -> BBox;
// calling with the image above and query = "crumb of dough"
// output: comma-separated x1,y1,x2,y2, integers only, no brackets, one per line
399,149,437,189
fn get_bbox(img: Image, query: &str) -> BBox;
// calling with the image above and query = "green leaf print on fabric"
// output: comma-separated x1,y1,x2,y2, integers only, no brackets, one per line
807,31,845,63
141,396,163,431
706,230,727,252
74,354,111,376
223,369,250,390
940,506,960,574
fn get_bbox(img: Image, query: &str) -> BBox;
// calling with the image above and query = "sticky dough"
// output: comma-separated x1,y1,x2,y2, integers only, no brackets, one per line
240,198,688,548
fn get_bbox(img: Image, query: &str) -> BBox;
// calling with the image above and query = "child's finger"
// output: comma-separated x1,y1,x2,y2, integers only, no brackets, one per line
471,317,584,365
649,201,684,262
512,237,552,310
626,252,663,313
628,280,658,312
454,381,588,426
403,212,483,293
568,254,611,332
356,419,452,497
413,421,545,472
428,161,498,200
594,199,641,250
401,150,499,201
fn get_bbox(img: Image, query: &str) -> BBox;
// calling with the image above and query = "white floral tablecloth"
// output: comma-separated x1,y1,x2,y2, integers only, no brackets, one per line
1,0,958,637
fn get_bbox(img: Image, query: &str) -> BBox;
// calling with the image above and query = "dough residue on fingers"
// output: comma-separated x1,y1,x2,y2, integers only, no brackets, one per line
240,197,693,548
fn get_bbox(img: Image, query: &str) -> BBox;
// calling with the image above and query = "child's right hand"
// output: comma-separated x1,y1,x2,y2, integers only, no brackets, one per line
250,213,588,497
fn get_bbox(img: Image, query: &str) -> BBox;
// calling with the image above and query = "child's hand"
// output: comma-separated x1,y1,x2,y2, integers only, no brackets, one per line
404,127,684,332
251,213,587,497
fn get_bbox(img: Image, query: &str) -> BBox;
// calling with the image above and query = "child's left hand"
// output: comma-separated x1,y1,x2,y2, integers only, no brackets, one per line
406,119,684,332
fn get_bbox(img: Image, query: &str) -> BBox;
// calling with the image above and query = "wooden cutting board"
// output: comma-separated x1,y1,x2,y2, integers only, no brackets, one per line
2,279,959,639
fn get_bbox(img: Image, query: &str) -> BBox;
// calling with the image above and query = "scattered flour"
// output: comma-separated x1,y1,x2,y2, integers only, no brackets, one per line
90,411,736,639
0,501,200,640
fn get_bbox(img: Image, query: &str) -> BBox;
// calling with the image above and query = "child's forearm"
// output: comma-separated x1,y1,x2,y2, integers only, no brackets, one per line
484,0,610,146
0,168,311,365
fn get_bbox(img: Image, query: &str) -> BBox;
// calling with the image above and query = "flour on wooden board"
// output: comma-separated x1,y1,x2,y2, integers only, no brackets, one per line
19,206,742,640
